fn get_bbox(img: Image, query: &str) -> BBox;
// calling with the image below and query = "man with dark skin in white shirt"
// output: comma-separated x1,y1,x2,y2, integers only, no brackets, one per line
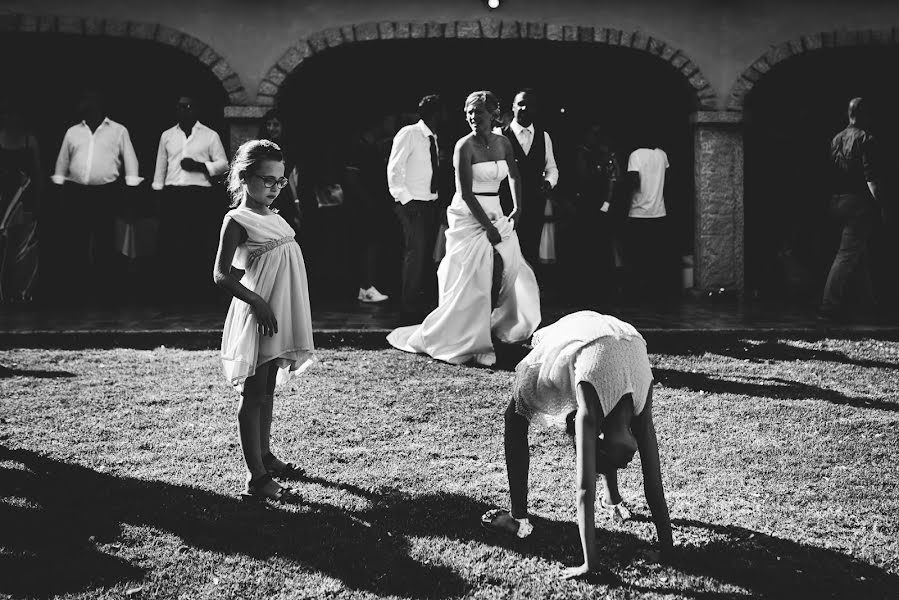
153,94,228,304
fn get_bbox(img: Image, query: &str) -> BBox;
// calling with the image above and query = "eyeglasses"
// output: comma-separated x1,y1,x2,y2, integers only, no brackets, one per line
252,174,289,189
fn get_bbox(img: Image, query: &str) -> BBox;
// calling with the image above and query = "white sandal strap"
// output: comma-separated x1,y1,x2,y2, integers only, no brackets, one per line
514,517,533,538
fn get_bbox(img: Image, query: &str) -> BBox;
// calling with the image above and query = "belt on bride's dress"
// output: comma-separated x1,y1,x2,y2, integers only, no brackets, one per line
475,191,500,196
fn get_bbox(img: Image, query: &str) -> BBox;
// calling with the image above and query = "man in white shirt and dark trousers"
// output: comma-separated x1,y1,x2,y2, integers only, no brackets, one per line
52,90,142,303
625,143,672,300
500,89,559,273
152,95,228,303
387,95,442,324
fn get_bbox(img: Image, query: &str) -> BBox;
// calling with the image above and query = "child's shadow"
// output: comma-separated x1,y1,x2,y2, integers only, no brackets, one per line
0,445,464,599
3,445,897,599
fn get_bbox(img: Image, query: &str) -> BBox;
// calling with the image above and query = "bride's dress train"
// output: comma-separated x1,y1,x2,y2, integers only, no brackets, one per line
387,159,541,365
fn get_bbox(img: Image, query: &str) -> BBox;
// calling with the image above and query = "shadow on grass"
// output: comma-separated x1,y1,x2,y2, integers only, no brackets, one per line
2,445,897,599
651,338,899,371
654,368,898,412
0,365,76,379
628,516,899,599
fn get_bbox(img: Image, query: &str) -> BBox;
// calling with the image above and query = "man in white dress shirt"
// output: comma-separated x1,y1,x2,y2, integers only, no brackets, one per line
387,94,442,323
52,90,142,300
500,89,559,269
152,94,228,301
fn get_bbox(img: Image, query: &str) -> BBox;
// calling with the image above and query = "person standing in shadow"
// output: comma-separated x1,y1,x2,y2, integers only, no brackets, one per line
573,125,622,304
346,122,391,304
258,109,301,235
0,99,42,304
818,97,886,323
152,94,228,305
387,94,443,324
51,90,142,305
623,140,671,302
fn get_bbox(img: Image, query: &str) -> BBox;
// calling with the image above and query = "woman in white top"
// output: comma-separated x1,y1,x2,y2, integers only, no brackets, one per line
387,91,541,366
481,311,672,580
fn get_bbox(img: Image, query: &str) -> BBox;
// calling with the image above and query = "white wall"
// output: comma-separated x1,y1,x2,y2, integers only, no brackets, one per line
5,0,899,103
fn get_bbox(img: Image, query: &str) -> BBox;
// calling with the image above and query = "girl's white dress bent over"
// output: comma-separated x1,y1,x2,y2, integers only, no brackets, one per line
220,206,314,392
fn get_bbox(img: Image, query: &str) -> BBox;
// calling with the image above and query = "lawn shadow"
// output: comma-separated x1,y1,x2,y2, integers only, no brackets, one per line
653,368,899,412
0,365,76,378
491,341,531,372
652,338,899,371
626,516,899,599
0,444,465,599
3,445,897,599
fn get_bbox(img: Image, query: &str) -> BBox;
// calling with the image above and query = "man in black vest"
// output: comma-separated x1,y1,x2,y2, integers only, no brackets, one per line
501,89,559,269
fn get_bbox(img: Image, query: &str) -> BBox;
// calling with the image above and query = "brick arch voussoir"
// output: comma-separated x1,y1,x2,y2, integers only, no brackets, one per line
726,27,899,112
258,19,719,109
3,13,249,105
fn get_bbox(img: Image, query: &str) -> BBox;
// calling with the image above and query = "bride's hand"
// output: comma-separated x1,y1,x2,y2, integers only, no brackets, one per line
508,209,520,229
486,224,502,246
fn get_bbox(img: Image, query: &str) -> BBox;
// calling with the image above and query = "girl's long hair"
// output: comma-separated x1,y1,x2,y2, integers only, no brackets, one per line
225,139,284,207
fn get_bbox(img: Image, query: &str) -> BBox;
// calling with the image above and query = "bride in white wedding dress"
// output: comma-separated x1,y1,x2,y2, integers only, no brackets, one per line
387,91,541,365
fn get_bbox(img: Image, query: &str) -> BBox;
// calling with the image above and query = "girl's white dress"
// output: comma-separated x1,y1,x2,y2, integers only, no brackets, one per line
513,311,653,427
221,206,314,392
387,159,541,366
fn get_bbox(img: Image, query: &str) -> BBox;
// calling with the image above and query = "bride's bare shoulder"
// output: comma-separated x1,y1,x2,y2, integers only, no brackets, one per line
455,134,475,149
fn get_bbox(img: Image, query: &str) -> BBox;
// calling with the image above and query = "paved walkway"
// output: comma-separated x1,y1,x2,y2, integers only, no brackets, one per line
3,294,898,341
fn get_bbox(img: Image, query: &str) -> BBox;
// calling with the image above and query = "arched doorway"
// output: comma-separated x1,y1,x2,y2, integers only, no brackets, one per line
0,22,235,302
743,42,899,302
0,30,230,180
276,34,701,302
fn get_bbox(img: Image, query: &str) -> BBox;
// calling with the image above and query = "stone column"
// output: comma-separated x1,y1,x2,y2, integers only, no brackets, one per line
691,110,744,293
223,106,269,155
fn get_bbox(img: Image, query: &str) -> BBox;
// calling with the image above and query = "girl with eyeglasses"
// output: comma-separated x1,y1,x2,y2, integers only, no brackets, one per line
213,139,315,503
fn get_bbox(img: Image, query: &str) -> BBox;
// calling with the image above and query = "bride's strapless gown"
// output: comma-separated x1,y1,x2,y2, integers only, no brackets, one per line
387,159,541,365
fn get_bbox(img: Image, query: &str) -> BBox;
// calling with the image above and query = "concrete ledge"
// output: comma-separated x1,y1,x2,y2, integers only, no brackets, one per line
3,327,897,351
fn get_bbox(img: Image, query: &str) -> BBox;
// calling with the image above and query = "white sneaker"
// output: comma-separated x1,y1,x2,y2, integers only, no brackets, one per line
358,286,389,303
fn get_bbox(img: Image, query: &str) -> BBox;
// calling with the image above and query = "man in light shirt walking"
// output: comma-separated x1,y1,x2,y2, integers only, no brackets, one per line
51,90,142,302
387,94,443,324
152,94,227,303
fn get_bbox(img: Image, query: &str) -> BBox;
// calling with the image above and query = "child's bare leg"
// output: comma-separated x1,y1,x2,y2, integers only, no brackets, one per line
238,397,265,480
601,470,622,506
504,398,530,519
259,363,278,460
238,363,273,480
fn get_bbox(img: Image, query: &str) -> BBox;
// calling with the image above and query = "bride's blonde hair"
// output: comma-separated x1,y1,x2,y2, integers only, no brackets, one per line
464,91,502,127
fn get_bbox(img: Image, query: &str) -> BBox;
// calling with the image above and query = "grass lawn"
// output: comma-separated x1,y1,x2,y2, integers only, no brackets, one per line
1,335,898,599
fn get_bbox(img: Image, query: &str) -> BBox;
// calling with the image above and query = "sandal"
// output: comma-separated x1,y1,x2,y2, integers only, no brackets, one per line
262,452,306,480
241,473,301,504
601,499,631,523
480,508,533,538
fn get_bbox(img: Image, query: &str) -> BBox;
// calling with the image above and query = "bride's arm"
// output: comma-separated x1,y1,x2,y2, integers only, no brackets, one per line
455,138,501,238
501,136,523,227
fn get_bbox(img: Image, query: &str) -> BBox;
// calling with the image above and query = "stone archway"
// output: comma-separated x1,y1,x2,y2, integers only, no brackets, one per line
726,27,899,111
256,18,749,293
727,27,899,297
257,18,718,109
0,13,249,105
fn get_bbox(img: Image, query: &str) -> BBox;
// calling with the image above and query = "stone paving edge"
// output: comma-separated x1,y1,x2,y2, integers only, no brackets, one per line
3,327,898,350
